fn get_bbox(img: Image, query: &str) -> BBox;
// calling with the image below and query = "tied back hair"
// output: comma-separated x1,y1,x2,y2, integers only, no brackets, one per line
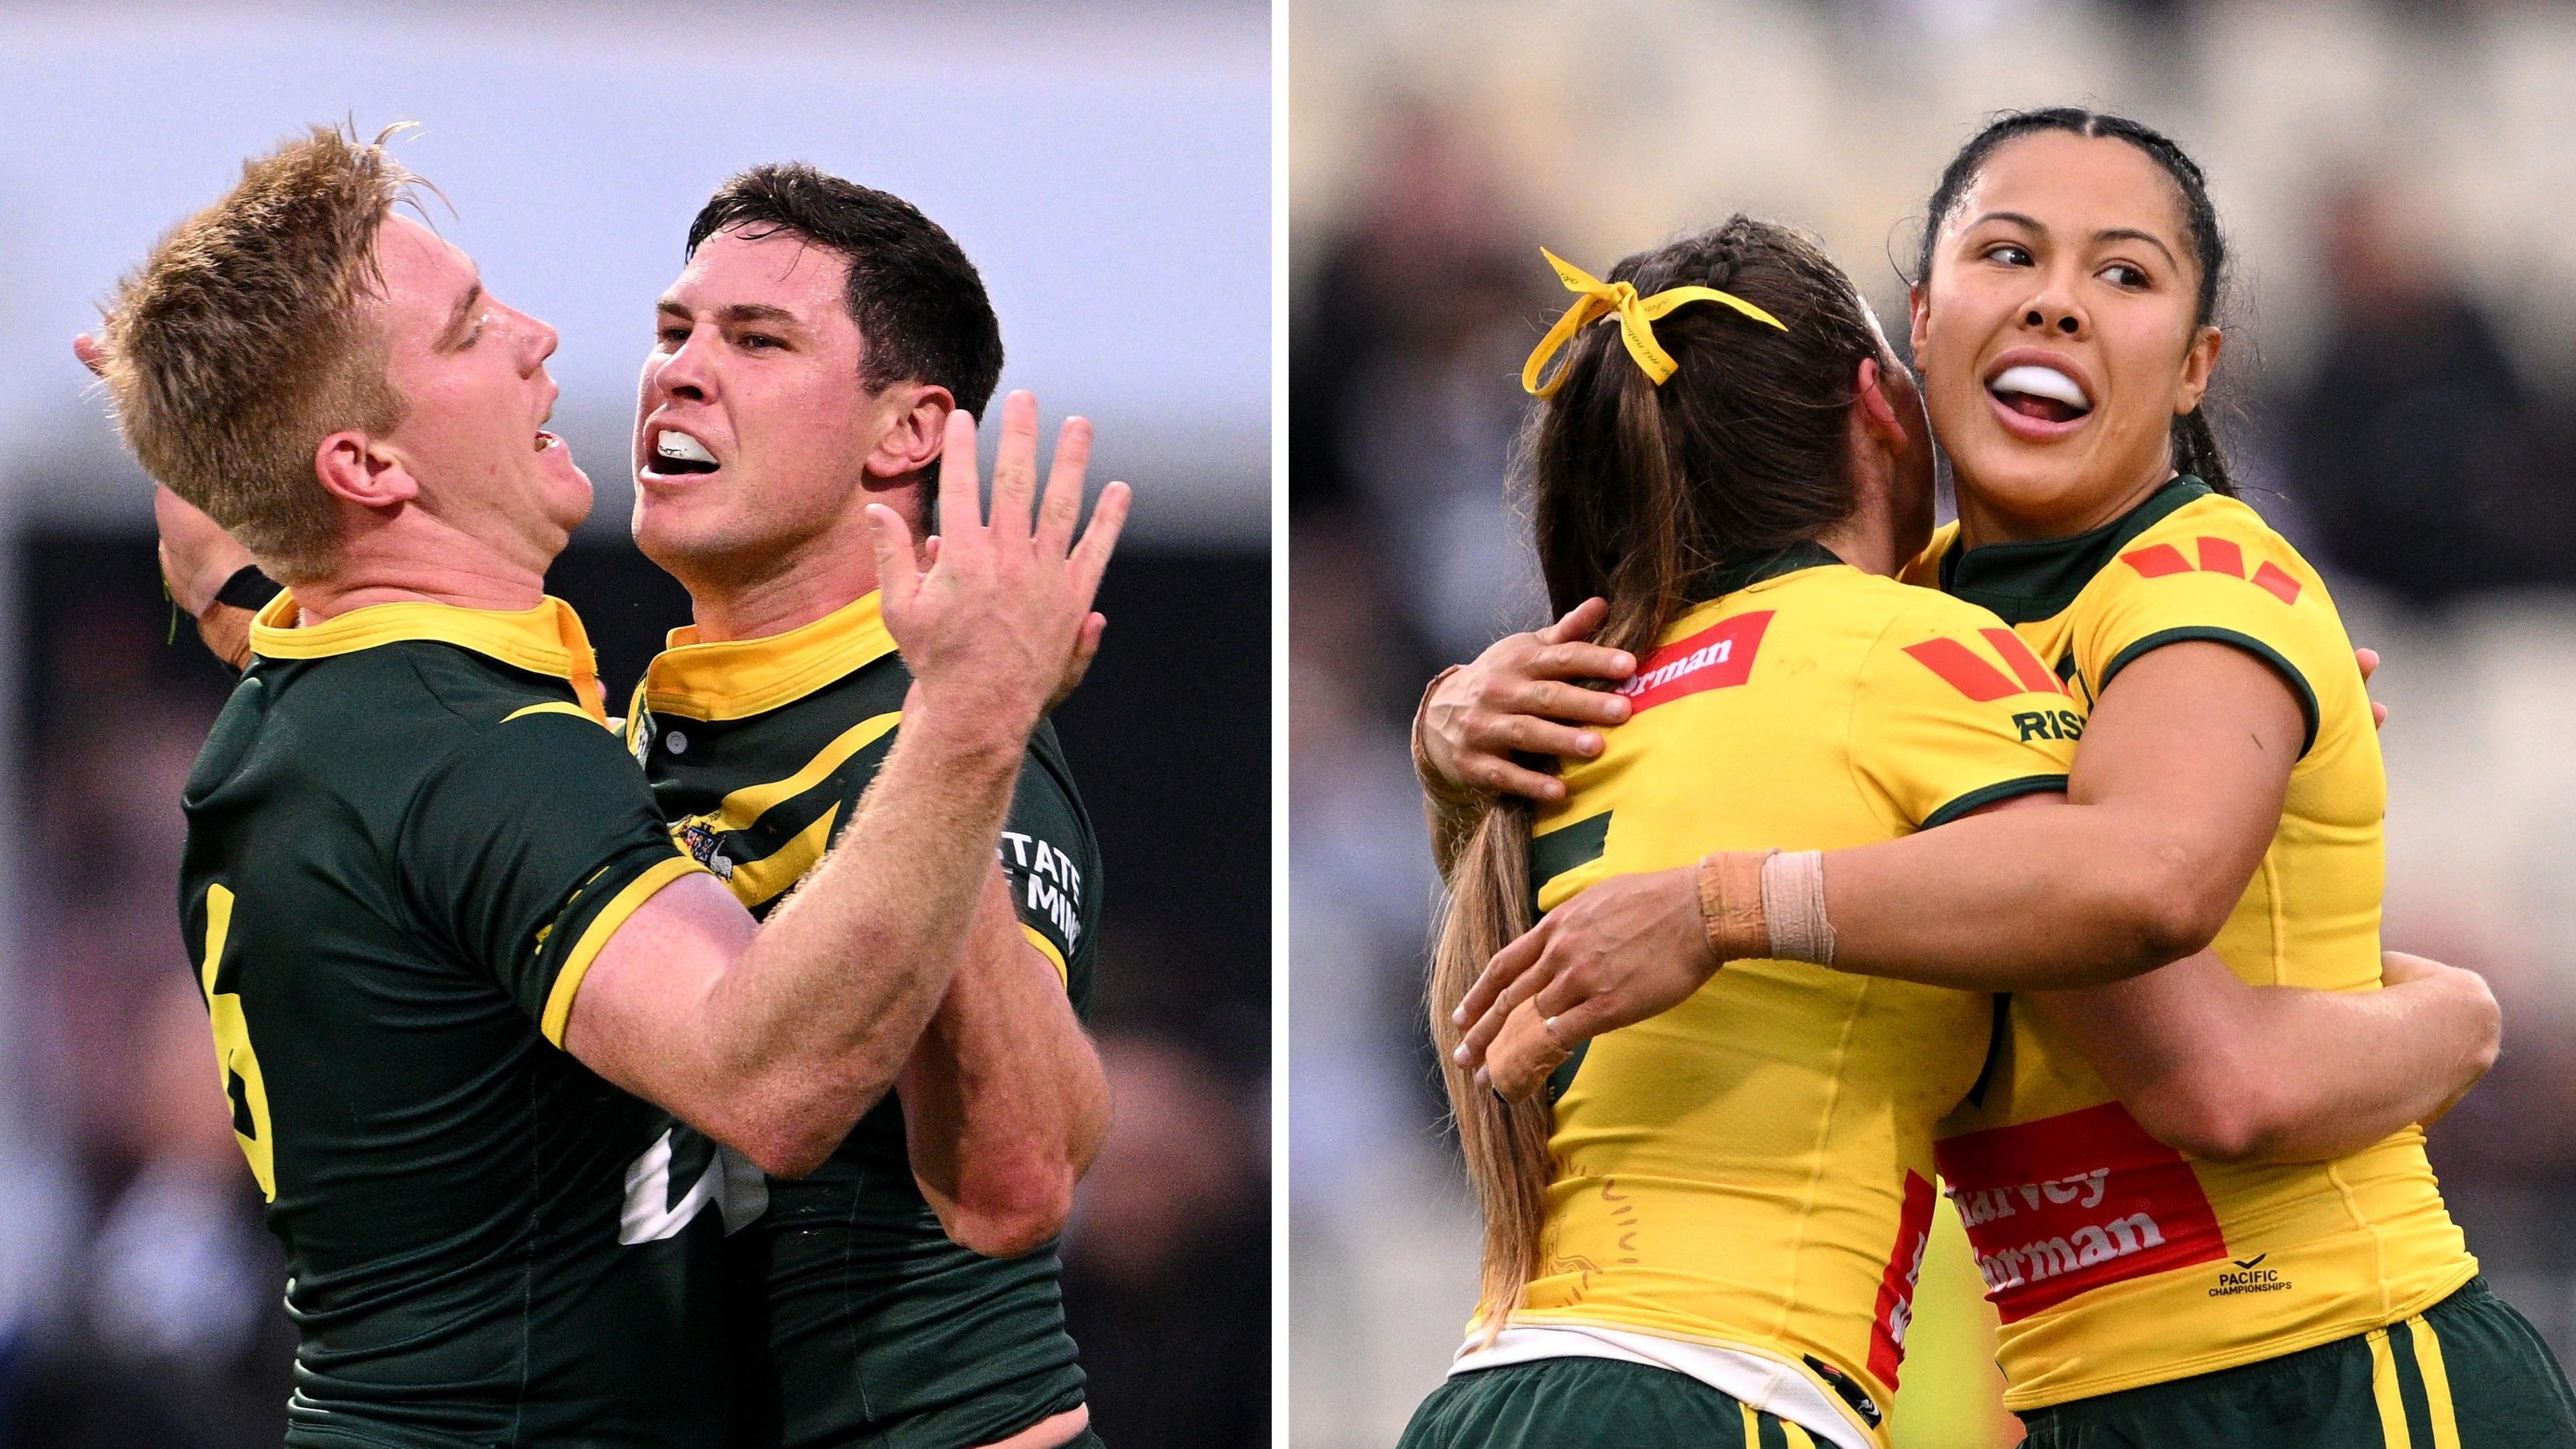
1914,107,2238,496
1429,217,1884,1340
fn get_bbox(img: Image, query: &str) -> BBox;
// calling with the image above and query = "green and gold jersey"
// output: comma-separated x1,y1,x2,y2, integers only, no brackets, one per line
1909,478,2477,1409
1511,545,2076,1446
179,593,726,1448
624,590,1099,1449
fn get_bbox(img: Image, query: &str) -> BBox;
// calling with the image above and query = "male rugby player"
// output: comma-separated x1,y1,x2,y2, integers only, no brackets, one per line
621,167,1114,1449
153,163,1120,1448
94,127,1125,1447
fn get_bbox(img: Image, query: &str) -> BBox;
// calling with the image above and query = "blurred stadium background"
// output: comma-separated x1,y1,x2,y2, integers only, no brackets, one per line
0,3,1269,1446
1291,1,2576,1444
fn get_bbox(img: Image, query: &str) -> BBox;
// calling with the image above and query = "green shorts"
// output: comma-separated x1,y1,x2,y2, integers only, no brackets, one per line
2017,1277,2576,1448
1395,1356,1842,1449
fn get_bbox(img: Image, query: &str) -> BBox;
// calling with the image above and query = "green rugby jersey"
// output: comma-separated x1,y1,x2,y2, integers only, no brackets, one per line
180,593,730,1448
624,589,1101,1449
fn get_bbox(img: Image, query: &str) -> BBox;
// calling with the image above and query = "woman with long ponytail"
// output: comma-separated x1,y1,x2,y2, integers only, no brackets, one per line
1401,217,2106,1448
1421,110,2571,1447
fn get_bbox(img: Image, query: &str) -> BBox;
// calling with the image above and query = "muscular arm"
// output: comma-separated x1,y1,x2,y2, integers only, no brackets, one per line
899,863,1110,1258
2031,950,2500,1165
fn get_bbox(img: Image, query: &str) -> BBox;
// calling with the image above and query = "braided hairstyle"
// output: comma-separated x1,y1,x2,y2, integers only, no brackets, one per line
1915,108,2236,496
1432,216,1891,1342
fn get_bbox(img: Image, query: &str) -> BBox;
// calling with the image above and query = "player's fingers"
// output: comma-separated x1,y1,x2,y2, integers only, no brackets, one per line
1049,612,1107,712
1532,596,1610,647
936,409,981,549
1503,678,1631,727
1496,715,1604,761
924,535,943,567
72,333,107,378
1036,416,1093,557
2373,701,2389,730
865,503,922,614
2355,647,2380,683
1454,922,1551,1040
1525,641,1636,685
1460,754,1566,804
989,390,1040,542
1484,1004,1571,1102
1067,480,1131,600
1534,995,1623,1052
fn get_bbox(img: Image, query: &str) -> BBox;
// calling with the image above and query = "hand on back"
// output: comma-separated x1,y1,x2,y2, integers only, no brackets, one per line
1416,596,1638,802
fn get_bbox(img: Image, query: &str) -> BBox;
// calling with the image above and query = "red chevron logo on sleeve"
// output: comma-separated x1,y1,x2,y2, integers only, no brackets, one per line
2119,537,2303,605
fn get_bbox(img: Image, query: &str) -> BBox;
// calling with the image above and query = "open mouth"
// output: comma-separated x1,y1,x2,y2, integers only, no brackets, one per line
1987,364,2093,425
534,430,561,452
651,427,720,476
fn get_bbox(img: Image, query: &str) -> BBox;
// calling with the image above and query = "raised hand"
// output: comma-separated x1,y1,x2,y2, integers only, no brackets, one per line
866,392,1129,749
1417,597,1638,803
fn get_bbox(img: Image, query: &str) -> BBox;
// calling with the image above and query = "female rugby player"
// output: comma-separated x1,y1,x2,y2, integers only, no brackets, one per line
1429,111,2573,1446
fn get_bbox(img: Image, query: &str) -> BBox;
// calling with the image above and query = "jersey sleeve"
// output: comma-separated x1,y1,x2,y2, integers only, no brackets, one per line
998,724,1103,1016
399,708,709,1044
1850,598,2080,830
2071,517,2342,757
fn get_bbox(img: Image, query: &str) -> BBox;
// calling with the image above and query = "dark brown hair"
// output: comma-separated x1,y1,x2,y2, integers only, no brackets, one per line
100,124,417,582
1428,216,1888,1338
1915,107,2235,495
687,164,1002,500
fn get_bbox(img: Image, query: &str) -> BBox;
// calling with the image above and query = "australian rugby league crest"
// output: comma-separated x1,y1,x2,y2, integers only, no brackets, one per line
676,818,735,880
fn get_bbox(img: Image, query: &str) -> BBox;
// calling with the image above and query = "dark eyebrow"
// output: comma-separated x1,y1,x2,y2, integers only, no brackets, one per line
1968,211,2180,269
654,299,803,331
439,280,483,350
716,302,800,329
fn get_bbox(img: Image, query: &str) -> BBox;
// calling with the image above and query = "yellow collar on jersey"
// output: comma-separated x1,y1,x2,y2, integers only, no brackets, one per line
640,589,898,723
249,590,609,721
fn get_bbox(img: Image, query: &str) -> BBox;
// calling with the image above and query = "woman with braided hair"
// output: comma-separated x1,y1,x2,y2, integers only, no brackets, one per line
1422,109,2576,1446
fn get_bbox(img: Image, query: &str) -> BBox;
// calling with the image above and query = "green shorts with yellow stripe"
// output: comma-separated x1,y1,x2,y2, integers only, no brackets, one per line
2016,1277,2576,1448
1395,1356,1846,1449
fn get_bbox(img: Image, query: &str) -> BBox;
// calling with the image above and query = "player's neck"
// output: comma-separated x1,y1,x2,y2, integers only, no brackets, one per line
682,518,895,645
290,517,553,622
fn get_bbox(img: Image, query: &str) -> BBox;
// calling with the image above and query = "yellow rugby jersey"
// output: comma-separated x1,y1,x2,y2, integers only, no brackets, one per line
1913,478,2476,1408
1515,543,2076,1443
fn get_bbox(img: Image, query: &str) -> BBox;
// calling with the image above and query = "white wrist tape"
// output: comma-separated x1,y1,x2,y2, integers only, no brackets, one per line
1760,849,1835,965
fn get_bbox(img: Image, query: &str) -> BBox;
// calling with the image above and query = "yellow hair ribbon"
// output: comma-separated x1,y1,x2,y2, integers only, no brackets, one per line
1521,247,1789,398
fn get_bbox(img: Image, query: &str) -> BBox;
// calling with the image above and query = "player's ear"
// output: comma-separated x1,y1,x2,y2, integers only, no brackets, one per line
861,384,955,482
315,431,419,509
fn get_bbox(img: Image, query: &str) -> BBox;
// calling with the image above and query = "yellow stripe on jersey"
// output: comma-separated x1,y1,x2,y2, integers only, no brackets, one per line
1738,1401,1760,1449
722,804,840,912
1020,922,1069,989
2369,1328,2412,1449
2407,1316,2464,1449
541,855,710,1045
1925,480,2475,1409
714,712,901,826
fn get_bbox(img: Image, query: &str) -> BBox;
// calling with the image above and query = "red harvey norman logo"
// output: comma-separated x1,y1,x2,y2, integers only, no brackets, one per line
1934,1102,2228,1322
1618,612,1773,712
1868,1170,1937,1389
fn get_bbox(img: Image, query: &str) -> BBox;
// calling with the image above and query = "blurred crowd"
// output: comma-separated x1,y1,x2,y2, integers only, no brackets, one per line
0,537,1271,1449
1291,3,2576,1445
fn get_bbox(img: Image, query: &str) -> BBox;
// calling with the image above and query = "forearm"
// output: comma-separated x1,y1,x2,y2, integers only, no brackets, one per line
2031,964,2501,1164
1816,798,2221,989
702,704,1032,1164
900,867,1110,1256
